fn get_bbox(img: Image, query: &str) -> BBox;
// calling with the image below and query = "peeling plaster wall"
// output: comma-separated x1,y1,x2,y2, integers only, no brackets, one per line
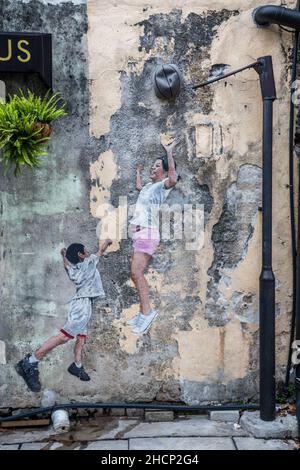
0,0,95,407
0,0,296,407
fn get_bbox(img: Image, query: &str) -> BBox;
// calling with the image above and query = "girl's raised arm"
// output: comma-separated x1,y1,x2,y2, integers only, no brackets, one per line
161,138,179,188
136,164,144,191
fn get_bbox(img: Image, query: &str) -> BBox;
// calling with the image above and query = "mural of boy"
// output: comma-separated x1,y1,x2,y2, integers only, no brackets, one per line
15,238,112,392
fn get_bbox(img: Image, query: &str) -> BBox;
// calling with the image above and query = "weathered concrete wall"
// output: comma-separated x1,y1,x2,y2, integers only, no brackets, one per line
0,0,296,407
0,0,95,406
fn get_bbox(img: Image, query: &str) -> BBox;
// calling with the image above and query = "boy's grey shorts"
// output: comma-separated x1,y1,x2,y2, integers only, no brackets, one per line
60,297,92,339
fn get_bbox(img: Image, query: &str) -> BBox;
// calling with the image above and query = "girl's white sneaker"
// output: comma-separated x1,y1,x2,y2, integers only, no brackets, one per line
132,310,158,335
127,313,141,326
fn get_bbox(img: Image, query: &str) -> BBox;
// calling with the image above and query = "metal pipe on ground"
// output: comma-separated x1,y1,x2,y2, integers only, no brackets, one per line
0,403,260,423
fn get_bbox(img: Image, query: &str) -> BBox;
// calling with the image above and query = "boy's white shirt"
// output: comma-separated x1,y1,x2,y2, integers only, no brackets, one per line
67,254,105,299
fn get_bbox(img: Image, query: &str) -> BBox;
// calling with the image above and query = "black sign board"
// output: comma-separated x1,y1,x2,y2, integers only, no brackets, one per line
0,32,52,89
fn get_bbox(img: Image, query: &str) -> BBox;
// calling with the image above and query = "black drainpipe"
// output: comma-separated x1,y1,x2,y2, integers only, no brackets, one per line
0,403,259,423
253,4,300,29
253,2,300,435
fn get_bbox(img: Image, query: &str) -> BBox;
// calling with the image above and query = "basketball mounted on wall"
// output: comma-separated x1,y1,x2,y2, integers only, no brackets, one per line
154,64,182,100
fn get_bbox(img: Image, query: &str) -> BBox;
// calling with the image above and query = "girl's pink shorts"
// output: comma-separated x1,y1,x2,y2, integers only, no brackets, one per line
132,227,160,256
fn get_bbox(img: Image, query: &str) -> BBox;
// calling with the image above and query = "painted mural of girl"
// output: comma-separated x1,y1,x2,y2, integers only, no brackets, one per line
127,138,180,336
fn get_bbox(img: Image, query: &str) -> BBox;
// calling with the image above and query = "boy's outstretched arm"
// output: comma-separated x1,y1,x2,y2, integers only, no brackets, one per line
161,138,180,189
61,248,72,272
97,238,113,256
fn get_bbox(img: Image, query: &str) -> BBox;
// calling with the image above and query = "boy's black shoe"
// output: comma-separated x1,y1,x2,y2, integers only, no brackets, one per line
15,354,41,392
67,363,90,381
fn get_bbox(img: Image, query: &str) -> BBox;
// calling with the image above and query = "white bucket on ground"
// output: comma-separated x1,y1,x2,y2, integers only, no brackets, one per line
51,409,70,433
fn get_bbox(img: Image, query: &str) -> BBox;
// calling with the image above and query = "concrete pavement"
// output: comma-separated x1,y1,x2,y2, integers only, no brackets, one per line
0,414,298,450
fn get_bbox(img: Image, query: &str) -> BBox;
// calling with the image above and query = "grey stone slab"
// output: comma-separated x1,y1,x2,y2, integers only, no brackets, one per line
234,437,296,451
49,442,64,450
129,437,235,450
145,411,174,422
48,442,81,450
98,419,139,440
21,442,49,450
110,409,126,417
84,440,128,450
123,417,248,438
0,427,56,444
126,408,144,418
0,444,19,450
240,411,298,439
210,411,240,423
72,417,140,442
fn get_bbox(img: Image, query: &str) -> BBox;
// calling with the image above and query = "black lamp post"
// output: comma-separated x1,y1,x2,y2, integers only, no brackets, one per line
256,56,276,421
193,55,276,421
253,0,300,436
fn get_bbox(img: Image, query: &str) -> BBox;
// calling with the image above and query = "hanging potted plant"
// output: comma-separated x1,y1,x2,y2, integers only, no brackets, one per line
0,89,67,175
